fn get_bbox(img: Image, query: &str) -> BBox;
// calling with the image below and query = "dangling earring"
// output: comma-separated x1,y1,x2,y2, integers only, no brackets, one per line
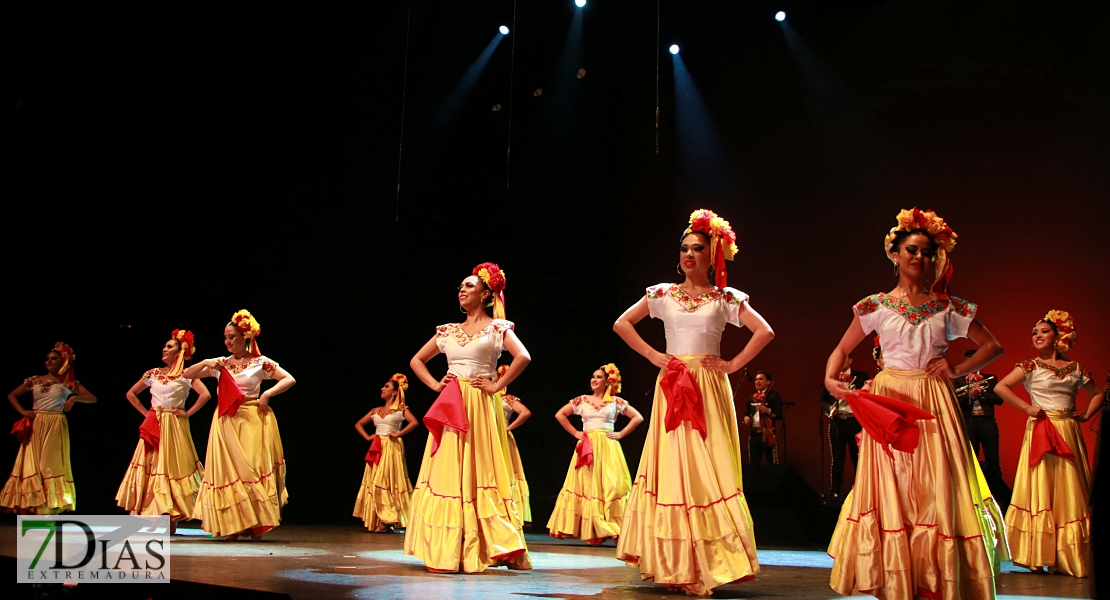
893,263,900,277
459,306,467,314
676,264,683,275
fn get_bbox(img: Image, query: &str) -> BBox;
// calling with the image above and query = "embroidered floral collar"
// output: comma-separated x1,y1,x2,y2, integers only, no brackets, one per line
448,322,495,347
219,356,267,374
573,394,617,411
667,286,728,312
28,375,63,393
877,293,949,326
1034,359,1078,380
148,369,185,385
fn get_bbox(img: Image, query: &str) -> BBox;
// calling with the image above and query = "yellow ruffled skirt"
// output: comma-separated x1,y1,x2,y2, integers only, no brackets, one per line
0,412,74,514
827,369,996,600
116,409,204,520
506,431,532,523
972,454,1010,574
547,429,631,542
192,400,287,537
353,435,413,529
1004,411,1091,577
616,357,758,596
404,379,531,572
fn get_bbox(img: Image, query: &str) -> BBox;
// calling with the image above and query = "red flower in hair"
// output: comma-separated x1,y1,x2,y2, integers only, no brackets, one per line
473,262,506,293
172,329,196,360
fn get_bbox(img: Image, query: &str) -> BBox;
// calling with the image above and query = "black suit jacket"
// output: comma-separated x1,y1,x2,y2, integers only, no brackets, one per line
746,389,783,424
954,373,1002,419
820,369,870,415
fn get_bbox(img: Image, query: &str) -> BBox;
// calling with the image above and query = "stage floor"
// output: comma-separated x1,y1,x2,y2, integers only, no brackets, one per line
1,523,1094,599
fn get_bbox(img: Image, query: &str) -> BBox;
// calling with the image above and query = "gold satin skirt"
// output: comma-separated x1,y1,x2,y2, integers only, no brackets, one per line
972,453,1010,574
403,379,531,572
547,429,632,542
506,430,532,523
192,400,287,537
1004,411,1091,577
827,369,996,600
615,357,759,596
116,408,204,520
0,412,74,514
353,436,413,529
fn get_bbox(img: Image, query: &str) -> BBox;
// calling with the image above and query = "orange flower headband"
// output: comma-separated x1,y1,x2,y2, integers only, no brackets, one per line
231,309,262,357
1040,309,1076,356
684,209,738,289
601,363,622,396
167,329,196,377
883,208,958,299
51,342,77,388
389,373,409,411
473,262,507,320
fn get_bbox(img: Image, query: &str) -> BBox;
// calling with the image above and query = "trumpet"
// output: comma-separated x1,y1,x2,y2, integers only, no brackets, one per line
954,374,996,395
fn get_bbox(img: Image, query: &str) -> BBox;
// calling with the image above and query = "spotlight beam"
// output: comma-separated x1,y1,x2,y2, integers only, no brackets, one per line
426,34,505,135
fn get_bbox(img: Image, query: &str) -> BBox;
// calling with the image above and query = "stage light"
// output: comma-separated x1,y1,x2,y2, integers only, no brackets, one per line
499,25,510,35
775,11,786,22
575,0,586,7
669,44,679,55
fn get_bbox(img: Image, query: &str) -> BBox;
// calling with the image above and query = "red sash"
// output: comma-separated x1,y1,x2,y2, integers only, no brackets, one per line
139,409,161,450
844,390,936,458
575,433,594,469
660,358,707,439
1029,416,1075,467
217,366,246,417
422,378,468,456
11,417,32,445
364,435,383,466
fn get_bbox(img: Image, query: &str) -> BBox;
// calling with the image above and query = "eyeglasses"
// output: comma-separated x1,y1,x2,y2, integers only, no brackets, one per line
904,245,937,259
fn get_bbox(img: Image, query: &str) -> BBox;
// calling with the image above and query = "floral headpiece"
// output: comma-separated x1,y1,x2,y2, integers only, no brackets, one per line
473,262,507,320
388,373,409,411
884,208,958,300
600,363,622,396
231,309,262,357
51,342,77,388
684,209,738,289
167,329,196,377
1040,310,1076,357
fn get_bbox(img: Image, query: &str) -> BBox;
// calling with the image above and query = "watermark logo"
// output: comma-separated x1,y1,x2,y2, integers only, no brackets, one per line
17,515,171,583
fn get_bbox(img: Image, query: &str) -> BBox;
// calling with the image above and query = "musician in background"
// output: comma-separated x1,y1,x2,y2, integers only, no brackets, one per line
954,348,1009,506
743,371,782,471
820,355,868,502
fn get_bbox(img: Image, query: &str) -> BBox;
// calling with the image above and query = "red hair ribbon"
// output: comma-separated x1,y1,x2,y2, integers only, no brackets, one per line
217,366,246,417
1029,417,1075,467
423,378,468,456
844,390,936,458
660,358,707,439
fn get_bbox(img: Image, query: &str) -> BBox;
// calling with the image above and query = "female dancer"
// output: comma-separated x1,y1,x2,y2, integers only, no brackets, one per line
117,330,210,531
548,363,643,544
183,309,296,540
614,210,774,596
996,311,1103,576
353,373,418,532
498,364,533,524
404,262,532,572
824,208,1004,599
1,343,96,514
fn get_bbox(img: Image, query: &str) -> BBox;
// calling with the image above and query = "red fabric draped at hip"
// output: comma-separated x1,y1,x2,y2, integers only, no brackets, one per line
1029,416,1075,467
575,433,594,469
11,417,33,444
844,390,936,458
139,409,161,450
660,358,706,439
422,378,468,456
365,435,383,466
217,366,246,417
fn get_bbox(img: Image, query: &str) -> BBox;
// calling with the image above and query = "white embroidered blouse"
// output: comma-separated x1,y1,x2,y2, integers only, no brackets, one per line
211,356,279,399
22,376,74,412
853,293,977,371
140,369,194,410
570,395,629,431
1018,359,1092,413
645,284,749,356
372,410,406,436
435,320,514,378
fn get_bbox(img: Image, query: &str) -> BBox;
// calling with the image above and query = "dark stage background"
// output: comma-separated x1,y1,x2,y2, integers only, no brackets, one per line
2,0,1107,534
